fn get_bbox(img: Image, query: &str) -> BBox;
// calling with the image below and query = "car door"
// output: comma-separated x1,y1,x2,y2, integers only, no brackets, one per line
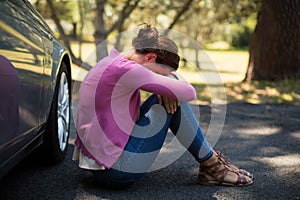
0,0,45,161
22,0,55,125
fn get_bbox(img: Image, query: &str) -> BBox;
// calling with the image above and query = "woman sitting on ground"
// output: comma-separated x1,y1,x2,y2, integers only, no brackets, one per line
73,25,253,189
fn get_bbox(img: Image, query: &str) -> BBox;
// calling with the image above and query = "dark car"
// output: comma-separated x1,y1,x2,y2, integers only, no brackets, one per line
0,0,72,178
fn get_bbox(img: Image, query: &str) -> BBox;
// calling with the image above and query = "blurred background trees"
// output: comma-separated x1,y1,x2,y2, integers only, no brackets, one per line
30,0,299,81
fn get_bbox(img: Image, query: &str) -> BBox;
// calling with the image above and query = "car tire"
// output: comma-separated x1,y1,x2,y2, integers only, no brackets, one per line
40,62,71,164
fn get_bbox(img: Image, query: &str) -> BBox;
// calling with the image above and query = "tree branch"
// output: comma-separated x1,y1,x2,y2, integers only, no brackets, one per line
107,0,140,33
168,0,194,30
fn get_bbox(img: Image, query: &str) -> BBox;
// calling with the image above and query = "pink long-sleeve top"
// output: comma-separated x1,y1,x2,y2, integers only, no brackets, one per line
75,49,196,168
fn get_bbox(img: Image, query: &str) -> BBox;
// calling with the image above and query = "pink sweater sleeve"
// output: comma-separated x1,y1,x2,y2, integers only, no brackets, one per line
119,64,196,102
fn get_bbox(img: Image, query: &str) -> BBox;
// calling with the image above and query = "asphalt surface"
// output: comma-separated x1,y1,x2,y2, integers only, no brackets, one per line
0,102,299,199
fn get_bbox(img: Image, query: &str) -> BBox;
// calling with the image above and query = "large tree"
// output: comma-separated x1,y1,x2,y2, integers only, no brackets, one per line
245,0,300,81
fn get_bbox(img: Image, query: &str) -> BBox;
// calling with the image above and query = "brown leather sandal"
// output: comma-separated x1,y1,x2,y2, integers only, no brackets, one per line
198,157,253,186
215,151,254,179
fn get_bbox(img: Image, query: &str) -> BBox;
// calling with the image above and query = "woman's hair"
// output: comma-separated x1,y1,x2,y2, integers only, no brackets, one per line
132,25,180,70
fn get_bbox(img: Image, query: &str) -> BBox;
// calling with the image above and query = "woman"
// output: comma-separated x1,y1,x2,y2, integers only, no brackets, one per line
73,26,253,189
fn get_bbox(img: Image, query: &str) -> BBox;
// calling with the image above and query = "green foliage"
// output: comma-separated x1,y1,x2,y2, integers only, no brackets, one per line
231,25,251,48
190,79,300,106
33,0,260,48
229,14,257,48
33,0,76,22
170,0,260,48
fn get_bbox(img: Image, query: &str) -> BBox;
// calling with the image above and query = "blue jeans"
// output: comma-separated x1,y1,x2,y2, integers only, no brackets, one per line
92,95,213,189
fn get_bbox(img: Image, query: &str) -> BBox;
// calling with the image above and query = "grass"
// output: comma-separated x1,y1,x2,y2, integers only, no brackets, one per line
140,79,300,106
191,80,300,106
178,50,300,106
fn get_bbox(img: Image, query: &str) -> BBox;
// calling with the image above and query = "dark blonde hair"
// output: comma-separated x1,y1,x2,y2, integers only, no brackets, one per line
132,25,180,70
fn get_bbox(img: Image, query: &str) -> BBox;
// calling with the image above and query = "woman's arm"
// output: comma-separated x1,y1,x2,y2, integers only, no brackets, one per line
122,64,196,102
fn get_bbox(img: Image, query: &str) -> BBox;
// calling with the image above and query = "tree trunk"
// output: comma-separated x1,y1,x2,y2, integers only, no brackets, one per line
94,0,108,61
94,0,140,61
77,0,84,60
245,0,300,81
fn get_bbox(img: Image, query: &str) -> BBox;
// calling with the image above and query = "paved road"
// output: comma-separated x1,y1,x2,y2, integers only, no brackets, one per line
0,102,299,199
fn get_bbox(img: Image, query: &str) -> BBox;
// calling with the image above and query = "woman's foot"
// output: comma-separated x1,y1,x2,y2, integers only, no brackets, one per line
198,152,253,186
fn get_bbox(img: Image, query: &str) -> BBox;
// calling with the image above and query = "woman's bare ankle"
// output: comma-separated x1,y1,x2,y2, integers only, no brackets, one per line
200,153,218,166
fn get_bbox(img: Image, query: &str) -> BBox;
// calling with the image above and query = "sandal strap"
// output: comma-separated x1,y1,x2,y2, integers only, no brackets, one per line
199,165,253,186
235,174,250,185
201,160,238,184
201,159,237,174
216,151,254,178
200,156,242,184
199,152,253,186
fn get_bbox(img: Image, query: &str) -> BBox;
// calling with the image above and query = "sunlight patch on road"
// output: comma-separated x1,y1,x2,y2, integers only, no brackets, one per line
260,146,281,154
235,127,281,136
290,131,300,140
213,189,254,200
257,154,300,174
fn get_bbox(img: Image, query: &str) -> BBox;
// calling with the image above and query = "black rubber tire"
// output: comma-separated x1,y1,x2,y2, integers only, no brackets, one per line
39,62,71,165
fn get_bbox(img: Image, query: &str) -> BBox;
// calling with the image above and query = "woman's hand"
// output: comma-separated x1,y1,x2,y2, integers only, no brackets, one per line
157,95,180,114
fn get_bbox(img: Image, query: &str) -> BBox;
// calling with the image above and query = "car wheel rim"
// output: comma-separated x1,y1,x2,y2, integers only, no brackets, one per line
57,72,70,151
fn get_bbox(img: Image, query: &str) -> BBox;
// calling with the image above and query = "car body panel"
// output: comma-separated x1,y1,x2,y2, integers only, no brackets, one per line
0,0,72,178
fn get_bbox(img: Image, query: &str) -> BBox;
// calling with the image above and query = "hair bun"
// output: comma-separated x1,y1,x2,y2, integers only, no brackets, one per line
132,25,180,70
132,25,159,49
